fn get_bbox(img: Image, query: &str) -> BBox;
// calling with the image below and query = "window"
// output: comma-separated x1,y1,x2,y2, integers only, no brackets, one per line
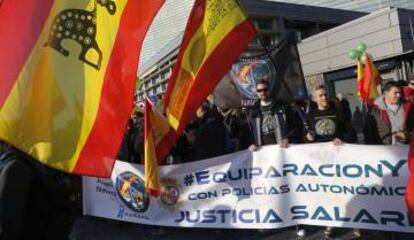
255,19,274,30
160,62,169,69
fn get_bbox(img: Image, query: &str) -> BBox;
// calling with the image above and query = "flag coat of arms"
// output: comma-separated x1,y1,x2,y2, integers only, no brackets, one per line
0,0,164,177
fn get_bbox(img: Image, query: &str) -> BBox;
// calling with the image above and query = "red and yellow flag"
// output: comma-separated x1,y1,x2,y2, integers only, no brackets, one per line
144,98,175,197
357,53,381,104
356,57,365,100
0,0,164,177
406,134,414,221
163,0,256,135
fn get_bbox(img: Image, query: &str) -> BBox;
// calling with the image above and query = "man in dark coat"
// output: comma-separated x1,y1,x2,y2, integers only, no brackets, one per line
187,102,228,161
248,79,302,151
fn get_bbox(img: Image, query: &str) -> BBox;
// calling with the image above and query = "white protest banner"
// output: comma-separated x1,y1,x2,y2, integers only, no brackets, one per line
83,143,414,232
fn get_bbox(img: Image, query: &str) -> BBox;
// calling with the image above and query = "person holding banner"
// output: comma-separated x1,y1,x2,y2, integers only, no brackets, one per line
364,81,414,145
246,79,306,236
305,86,361,238
248,79,297,151
305,85,350,145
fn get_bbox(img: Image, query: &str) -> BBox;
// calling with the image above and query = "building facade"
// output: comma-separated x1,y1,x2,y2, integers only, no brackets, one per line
298,7,414,112
138,0,193,72
140,0,414,72
269,0,414,13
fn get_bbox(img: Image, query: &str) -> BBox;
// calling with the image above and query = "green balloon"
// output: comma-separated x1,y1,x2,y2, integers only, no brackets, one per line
356,49,364,58
349,49,358,60
357,42,367,53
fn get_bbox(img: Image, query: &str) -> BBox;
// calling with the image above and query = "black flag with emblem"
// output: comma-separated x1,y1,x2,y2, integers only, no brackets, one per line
214,31,307,109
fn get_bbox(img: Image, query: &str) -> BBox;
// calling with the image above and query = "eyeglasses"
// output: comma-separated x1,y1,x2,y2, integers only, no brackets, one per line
257,88,268,93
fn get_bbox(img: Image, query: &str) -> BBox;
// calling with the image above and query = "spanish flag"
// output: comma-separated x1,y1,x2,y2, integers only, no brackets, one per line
0,0,164,177
163,0,256,135
144,98,175,197
357,53,381,104
356,57,365,100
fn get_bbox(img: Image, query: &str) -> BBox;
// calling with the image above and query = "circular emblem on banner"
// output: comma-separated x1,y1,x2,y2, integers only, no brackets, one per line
230,59,276,99
115,171,150,213
160,177,180,206
160,186,180,206
315,118,336,136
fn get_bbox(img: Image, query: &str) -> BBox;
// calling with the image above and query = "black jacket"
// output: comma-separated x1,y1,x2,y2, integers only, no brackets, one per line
305,103,349,142
248,100,303,146
192,112,227,160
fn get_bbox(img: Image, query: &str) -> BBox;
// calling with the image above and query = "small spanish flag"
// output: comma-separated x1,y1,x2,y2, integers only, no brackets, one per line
356,57,365,100
144,98,175,197
163,0,256,135
357,53,381,104
0,0,164,177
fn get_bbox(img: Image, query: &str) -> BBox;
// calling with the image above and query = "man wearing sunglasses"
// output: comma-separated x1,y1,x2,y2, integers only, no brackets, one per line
248,79,306,236
248,79,295,151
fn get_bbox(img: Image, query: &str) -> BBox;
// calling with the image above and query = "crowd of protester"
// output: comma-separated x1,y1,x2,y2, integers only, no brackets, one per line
1,78,414,239
120,78,414,166
119,78,414,239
